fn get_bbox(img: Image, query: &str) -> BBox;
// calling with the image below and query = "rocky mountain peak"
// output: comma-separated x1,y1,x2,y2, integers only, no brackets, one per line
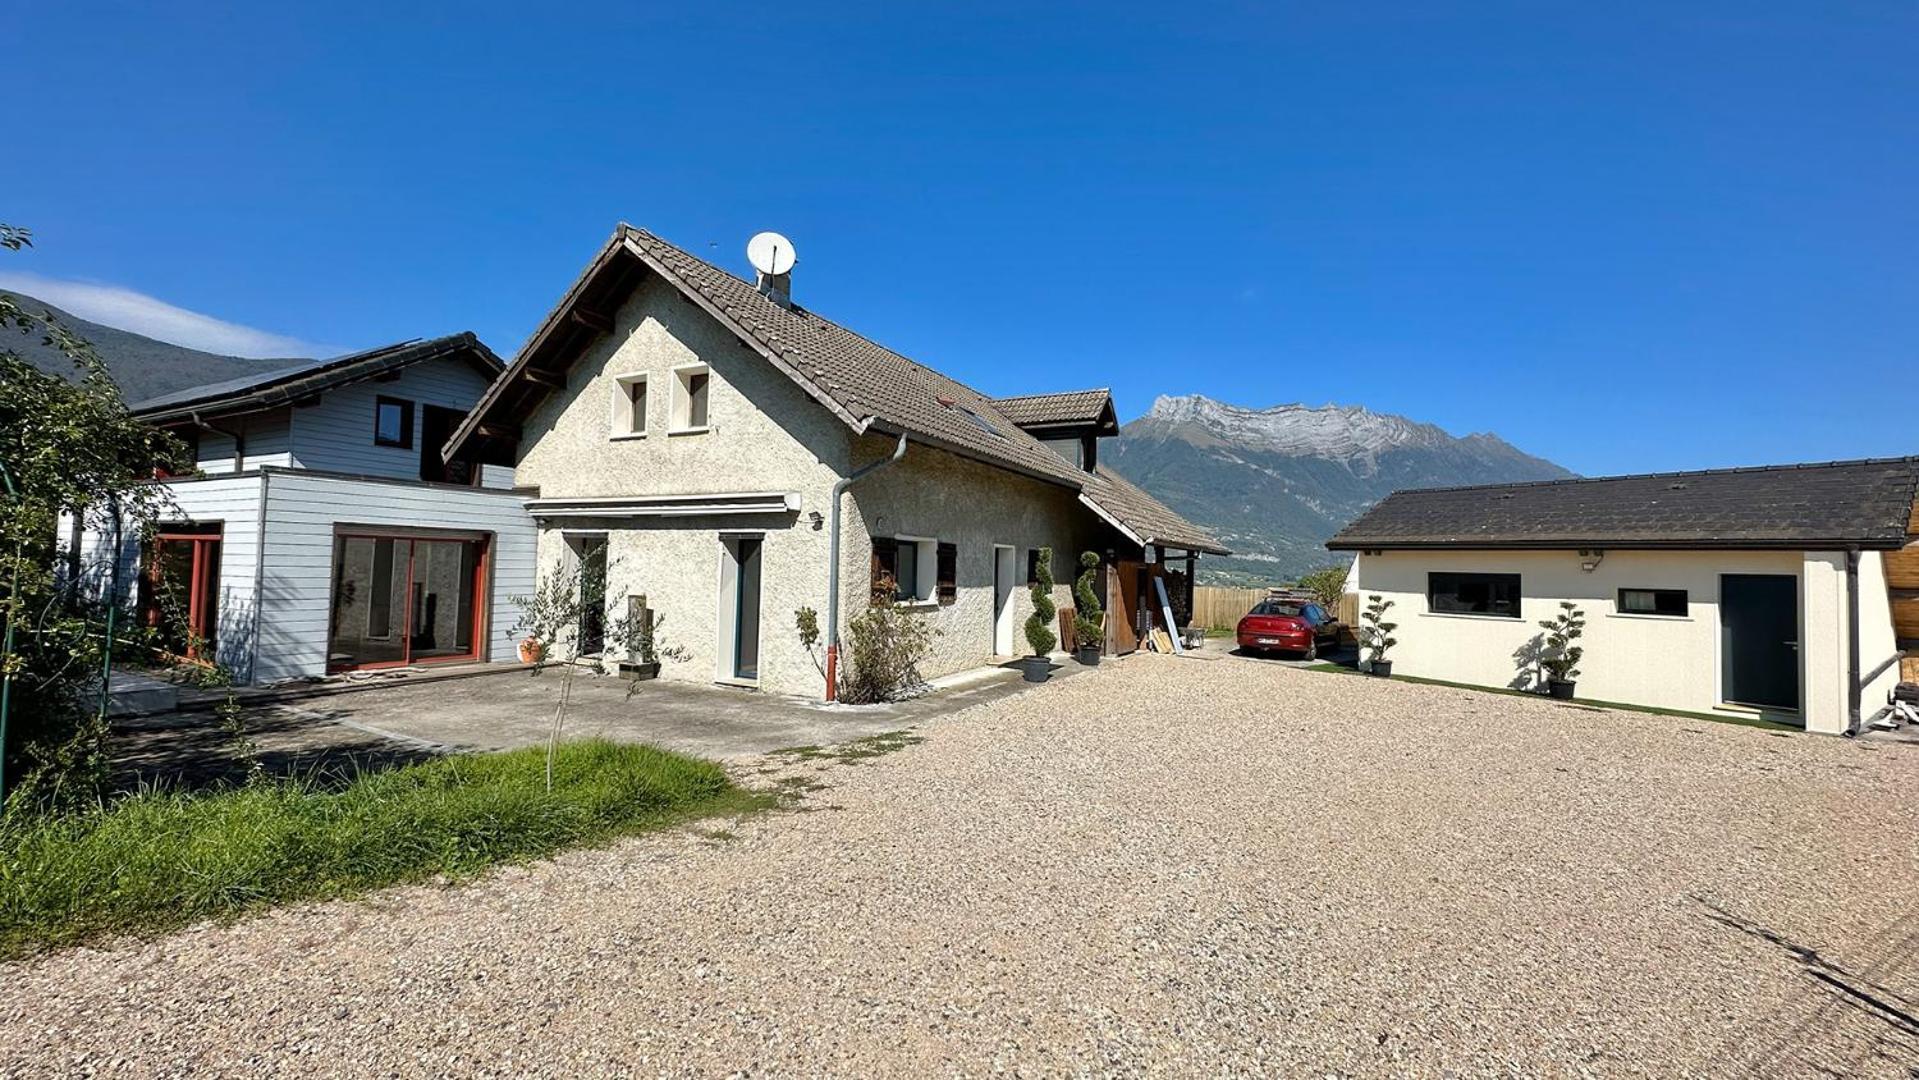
1137,393,1460,461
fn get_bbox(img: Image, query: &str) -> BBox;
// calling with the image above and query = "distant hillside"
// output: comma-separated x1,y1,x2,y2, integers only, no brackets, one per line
0,292,307,404
1108,394,1575,584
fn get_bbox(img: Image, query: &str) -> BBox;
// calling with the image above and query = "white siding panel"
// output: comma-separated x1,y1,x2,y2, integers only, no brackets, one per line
74,475,267,680
253,472,535,683
288,359,494,479
194,410,294,474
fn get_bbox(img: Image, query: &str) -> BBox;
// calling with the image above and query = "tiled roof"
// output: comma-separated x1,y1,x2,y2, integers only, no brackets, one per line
132,333,503,422
1327,457,1919,551
1083,466,1231,554
991,389,1115,429
457,225,1227,555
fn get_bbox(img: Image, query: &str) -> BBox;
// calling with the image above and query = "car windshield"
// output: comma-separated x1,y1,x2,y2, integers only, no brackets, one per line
1249,601,1306,617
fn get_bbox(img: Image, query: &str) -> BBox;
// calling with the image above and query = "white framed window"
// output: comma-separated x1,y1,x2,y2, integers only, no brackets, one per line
890,536,939,604
670,363,711,433
610,373,648,439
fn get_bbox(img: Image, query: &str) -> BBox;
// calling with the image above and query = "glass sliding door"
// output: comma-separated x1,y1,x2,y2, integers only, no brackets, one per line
328,532,488,672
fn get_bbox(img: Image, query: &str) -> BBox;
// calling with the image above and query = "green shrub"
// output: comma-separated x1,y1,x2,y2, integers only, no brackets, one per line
1072,551,1103,649
836,589,936,704
1024,547,1057,656
0,740,757,958
1294,564,1349,611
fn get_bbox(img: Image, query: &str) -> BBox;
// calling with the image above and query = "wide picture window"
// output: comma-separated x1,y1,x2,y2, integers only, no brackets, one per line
1428,572,1522,618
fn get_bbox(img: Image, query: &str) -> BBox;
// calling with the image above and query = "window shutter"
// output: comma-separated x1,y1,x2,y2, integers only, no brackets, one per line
870,537,897,604
937,542,958,605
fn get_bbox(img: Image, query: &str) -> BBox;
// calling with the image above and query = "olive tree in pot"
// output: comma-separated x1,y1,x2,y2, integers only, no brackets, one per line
1022,547,1057,682
1359,594,1398,677
605,596,688,682
509,562,585,665
1538,602,1585,699
1072,550,1104,666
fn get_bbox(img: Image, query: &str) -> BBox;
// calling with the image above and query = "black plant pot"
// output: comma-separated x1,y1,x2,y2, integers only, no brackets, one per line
1370,660,1394,678
1021,655,1052,683
1075,645,1101,667
620,661,662,682
1546,678,1576,700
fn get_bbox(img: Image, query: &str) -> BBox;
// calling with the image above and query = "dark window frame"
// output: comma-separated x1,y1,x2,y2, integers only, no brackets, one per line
1618,587,1688,617
936,542,958,605
374,396,414,449
1427,571,1522,618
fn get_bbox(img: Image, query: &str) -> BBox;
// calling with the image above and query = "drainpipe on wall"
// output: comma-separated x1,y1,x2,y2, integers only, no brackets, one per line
824,432,907,702
190,411,245,473
1845,546,1863,737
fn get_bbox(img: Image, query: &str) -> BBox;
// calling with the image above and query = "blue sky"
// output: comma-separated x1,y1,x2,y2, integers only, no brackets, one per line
8,2,1915,476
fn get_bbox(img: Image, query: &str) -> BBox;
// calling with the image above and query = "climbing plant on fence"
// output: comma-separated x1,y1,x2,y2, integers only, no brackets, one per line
0,223,189,812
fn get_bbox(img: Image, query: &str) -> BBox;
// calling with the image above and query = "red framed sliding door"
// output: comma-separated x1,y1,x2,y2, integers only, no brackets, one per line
326,530,491,672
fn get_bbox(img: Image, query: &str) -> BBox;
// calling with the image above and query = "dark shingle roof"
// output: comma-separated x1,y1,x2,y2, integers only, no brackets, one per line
1327,457,1919,552
131,333,503,423
454,226,1227,555
991,389,1116,431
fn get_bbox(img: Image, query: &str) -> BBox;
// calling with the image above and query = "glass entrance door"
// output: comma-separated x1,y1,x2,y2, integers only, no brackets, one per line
328,533,488,671
732,536,762,680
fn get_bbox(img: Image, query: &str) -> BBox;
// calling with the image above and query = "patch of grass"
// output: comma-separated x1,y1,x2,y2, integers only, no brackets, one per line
0,739,769,959
1302,663,1801,733
775,729,924,764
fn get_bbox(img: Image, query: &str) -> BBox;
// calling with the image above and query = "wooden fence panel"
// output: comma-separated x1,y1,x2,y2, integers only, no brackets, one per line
1192,587,1268,630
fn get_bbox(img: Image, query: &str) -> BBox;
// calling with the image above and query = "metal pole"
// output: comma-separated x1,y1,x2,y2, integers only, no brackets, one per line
0,462,19,807
96,494,122,721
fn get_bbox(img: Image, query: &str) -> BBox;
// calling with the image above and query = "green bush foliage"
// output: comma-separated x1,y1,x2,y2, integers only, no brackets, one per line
835,584,936,704
1024,547,1057,656
2,225,191,811
1294,564,1349,611
1538,602,1586,683
1072,551,1103,649
0,739,755,958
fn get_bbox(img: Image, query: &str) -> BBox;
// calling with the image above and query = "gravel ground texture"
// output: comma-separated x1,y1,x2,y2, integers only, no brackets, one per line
5,654,1918,1077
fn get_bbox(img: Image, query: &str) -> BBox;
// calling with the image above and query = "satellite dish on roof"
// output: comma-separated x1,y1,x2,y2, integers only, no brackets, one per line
746,232,797,277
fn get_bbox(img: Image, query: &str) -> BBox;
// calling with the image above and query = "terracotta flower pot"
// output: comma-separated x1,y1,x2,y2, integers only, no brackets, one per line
518,638,545,664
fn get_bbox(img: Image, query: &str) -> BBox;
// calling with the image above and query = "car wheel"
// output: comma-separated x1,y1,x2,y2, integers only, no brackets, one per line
1302,639,1318,661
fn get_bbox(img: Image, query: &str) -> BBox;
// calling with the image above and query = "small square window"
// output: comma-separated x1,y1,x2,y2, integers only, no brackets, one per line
671,365,711,432
611,374,647,437
1619,588,1687,617
374,397,413,449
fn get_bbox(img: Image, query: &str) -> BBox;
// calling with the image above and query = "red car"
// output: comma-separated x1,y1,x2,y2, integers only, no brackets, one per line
1236,598,1342,660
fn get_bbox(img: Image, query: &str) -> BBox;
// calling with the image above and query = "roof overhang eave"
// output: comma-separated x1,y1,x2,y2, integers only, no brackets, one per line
1327,537,1912,552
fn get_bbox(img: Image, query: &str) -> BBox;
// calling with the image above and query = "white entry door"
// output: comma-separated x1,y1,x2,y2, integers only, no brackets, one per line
993,545,1017,656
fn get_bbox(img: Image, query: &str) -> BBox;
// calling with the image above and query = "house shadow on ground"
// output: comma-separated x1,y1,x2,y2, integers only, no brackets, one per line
110,706,445,795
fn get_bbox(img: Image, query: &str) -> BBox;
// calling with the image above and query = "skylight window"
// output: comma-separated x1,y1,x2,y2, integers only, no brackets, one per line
958,405,1002,439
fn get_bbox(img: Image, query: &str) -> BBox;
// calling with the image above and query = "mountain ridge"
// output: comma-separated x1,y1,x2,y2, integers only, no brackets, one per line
1,291,308,404
1109,393,1574,583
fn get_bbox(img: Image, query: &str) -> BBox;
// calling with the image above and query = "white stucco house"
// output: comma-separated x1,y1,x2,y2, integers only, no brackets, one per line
76,334,537,683
1327,458,1919,735
444,224,1227,699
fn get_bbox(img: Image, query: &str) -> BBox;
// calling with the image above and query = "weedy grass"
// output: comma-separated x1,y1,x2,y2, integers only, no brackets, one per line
0,739,768,959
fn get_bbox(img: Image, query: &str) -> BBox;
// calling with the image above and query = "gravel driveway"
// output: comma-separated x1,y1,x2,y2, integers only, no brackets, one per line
6,655,1918,1076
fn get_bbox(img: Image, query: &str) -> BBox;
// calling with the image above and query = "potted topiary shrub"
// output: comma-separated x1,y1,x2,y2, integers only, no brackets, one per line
1023,546,1057,682
1072,550,1104,666
1538,602,1585,700
1359,594,1398,677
